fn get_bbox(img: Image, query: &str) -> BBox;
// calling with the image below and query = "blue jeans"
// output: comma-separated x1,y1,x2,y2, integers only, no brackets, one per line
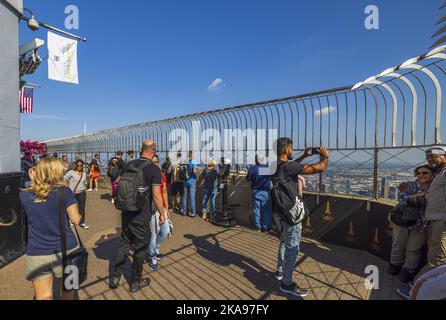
252,190,271,230
182,181,197,215
202,188,217,215
148,210,170,258
277,219,303,286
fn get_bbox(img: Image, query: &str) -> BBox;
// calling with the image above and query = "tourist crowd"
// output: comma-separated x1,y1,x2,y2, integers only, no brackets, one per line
18,140,446,300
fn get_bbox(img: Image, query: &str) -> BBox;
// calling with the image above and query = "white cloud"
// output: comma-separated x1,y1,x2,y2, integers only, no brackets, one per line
29,114,68,120
208,78,224,92
314,106,337,117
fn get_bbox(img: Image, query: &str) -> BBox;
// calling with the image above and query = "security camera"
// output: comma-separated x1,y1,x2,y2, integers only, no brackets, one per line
23,8,40,31
27,17,40,31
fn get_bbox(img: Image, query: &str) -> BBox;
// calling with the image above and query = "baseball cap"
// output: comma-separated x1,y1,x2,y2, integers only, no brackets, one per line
426,146,446,156
256,154,266,164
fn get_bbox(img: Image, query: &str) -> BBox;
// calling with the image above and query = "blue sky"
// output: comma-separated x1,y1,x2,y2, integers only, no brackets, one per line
19,0,441,142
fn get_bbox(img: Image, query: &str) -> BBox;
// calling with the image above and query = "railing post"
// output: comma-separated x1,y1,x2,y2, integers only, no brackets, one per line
319,172,323,194
373,147,379,200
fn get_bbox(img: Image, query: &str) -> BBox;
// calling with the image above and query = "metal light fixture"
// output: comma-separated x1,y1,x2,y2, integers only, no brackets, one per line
23,8,40,31
21,7,87,42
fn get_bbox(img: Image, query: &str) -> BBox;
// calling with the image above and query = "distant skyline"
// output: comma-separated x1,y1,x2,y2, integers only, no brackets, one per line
19,0,441,143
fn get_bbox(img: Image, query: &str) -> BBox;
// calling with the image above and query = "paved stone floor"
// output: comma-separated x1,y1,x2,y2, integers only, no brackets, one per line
0,191,404,300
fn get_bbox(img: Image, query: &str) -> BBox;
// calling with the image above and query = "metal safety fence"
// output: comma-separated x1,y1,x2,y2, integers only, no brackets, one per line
46,46,446,200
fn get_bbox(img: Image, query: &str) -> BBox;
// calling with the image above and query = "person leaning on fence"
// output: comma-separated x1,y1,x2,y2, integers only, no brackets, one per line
271,138,329,298
147,155,172,272
64,159,90,230
170,152,184,212
19,158,82,300
200,158,219,222
246,154,271,232
181,151,198,217
388,165,433,283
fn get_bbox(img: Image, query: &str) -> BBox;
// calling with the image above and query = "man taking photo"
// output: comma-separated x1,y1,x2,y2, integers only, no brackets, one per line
271,138,329,298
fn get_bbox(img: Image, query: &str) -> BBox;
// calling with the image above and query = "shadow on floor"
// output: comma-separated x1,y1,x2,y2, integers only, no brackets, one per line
100,194,113,201
295,239,403,300
184,233,303,300
89,228,137,287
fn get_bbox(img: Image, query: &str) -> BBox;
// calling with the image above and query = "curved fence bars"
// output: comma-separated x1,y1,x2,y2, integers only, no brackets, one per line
45,46,446,199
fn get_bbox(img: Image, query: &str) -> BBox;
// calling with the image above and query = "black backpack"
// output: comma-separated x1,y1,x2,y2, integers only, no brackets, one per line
115,160,151,212
271,162,306,225
162,163,172,182
178,163,190,181
108,165,120,181
389,204,422,228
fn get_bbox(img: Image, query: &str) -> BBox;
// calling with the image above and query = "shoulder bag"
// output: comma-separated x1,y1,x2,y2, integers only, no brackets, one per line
58,188,89,291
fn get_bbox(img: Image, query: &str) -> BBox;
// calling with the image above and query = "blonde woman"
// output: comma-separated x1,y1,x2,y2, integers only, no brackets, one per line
19,158,81,300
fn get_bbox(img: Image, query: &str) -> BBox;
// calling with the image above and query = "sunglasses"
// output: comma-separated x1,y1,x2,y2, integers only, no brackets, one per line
426,155,442,159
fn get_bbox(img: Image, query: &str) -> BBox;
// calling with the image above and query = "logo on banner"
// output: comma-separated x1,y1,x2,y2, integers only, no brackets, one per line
48,31,79,84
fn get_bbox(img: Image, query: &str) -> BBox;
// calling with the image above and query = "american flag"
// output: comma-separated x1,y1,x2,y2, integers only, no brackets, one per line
20,87,34,114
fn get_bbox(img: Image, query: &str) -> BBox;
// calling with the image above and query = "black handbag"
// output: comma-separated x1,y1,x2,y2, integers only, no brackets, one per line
389,204,420,228
57,188,89,291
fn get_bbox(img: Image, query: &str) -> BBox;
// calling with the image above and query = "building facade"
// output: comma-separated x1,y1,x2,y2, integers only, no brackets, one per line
0,0,22,174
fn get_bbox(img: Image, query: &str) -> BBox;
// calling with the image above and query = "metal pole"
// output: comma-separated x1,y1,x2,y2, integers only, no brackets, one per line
319,172,323,194
373,148,379,200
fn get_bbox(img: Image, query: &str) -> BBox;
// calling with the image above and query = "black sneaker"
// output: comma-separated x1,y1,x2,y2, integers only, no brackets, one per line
280,282,309,297
109,275,121,290
387,264,402,276
275,271,283,281
129,278,151,293
399,269,415,283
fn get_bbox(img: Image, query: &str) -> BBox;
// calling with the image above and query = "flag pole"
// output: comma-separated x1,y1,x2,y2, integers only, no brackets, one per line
39,21,87,42
23,83,41,88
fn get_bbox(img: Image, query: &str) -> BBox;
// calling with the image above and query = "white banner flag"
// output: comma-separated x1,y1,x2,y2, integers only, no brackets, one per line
47,31,79,84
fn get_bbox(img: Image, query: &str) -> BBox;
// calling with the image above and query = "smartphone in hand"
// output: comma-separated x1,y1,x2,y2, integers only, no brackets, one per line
311,148,319,155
